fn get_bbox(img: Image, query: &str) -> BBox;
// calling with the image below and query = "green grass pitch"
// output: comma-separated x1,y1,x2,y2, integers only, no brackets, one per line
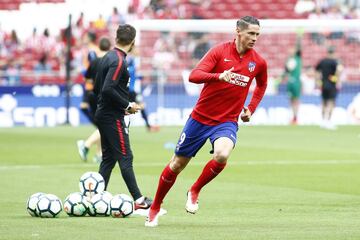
0,125,360,240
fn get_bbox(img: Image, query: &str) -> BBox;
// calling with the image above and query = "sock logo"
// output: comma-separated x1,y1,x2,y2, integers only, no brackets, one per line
161,176,173,183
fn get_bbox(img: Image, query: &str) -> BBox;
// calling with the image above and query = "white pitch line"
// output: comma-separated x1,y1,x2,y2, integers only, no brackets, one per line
0,160,360,171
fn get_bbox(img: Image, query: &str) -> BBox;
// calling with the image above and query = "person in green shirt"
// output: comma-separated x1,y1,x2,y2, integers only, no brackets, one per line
283,33,302,124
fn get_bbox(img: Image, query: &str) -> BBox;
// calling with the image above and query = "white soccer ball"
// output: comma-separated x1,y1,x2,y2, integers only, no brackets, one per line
88,192,112,216
27,192,46,217
79,172,105,198
110,194,134,218
63,192,89,217
36,194,62,218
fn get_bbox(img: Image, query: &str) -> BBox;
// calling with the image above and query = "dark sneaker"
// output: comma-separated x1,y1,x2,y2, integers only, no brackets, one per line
76,140,88,162
135,197,153,210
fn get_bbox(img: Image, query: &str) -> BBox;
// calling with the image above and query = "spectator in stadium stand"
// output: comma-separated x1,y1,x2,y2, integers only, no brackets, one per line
345,7,360,44
326,5,344,39
191,32,211,67
4,30,20,54
93,14,107,30
315,46,342,130
108,7,126,35
39,28,56,53
308,7,326,45
188,0,211,19
149,0,166,13
108,7,126,26
76,12,85,29
145,16,268,227
25,28,40,51
4,59,21,86
94,24,153,210
282,31,303,125
33,53,52,73
77,37,111,164
152,31,177,83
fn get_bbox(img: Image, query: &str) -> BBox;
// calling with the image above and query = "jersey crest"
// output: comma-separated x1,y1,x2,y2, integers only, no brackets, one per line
248,61,256,72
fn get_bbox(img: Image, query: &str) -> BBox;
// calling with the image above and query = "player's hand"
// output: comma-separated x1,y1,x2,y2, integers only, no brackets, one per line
219,67,234,82
240,107,252,122
138,102,145,110
126,102,142,114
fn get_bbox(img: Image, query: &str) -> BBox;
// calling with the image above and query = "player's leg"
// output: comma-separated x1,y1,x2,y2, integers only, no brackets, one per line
320,89,328,127
327,88,337,120
94,137,102,163
112,118,151,209
146,116,207,227
187,122,237,214
80,92,96,125
290,97,300,124
82,129,102,163
288,83,300,124
152,155,192,210
97,121,118,190
77,129,100,162
140,108,151,129
77,92,98,161
135,92,150,130
84,129,99,150
145,154,191,227
76,139,88,161
325,95,337,130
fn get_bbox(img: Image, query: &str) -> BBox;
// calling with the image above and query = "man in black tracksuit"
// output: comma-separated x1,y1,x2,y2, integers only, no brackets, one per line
315,46,340,129
94,24,152,210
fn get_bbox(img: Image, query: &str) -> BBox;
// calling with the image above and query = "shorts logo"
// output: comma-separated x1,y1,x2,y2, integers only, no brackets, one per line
248,61,256,72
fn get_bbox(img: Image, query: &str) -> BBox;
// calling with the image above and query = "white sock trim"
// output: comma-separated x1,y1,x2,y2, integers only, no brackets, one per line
135,196,144,204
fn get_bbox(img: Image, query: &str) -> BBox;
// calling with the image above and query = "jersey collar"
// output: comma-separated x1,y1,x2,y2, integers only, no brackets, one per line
114,47,127,56
232,39,252,58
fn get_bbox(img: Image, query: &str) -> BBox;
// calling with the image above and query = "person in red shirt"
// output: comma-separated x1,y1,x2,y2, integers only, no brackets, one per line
145,16,268,227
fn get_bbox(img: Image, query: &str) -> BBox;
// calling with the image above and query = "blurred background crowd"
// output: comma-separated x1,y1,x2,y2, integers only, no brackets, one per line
0,0,359,88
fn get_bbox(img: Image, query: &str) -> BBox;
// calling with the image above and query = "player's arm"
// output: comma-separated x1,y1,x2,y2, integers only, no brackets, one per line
333,61,343,89
189,46,221,84
246,61,268,117
314,61,323,88
101,59,140,113
295,29,302,57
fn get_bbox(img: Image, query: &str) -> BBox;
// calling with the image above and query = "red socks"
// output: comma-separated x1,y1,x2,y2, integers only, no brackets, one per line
151,160,226,210
190,159,226,194
151,164,178,210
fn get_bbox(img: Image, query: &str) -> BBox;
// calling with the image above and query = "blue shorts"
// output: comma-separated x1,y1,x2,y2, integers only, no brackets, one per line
175,117,238,158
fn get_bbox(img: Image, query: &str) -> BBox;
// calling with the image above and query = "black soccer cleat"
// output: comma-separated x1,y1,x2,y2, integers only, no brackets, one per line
135,196,153,210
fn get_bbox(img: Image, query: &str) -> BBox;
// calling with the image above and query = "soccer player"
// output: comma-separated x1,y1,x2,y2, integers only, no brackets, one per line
283,32,302,125
145,16,268,227
79,32,100,126
127,55,159,132
77,37,111,163
315,46,341,130
94,24,152,209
